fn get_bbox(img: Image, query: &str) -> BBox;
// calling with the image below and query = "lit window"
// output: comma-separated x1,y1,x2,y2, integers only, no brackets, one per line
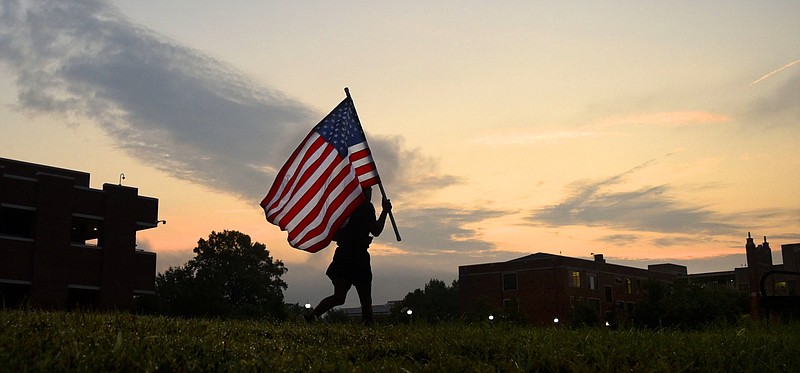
569,270,581,288
775,281,789,296
503,273,518,291
626,278,632,294
71,215,104,247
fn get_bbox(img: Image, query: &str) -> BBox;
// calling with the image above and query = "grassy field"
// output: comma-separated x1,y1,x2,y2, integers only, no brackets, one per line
1,310,799,372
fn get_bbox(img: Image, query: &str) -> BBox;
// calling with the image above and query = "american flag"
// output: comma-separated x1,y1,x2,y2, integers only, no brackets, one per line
260,96,380,252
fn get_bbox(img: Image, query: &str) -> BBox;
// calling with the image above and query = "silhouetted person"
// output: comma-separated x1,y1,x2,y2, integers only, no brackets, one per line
308,187,392,325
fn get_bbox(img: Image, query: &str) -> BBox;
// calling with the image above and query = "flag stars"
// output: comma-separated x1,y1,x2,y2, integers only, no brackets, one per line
314,99,367,158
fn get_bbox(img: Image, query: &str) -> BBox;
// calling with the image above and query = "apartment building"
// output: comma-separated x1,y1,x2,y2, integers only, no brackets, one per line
0,157,160,310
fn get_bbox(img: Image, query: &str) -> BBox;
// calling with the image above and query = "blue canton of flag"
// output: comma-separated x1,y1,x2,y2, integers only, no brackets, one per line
314,100,367,158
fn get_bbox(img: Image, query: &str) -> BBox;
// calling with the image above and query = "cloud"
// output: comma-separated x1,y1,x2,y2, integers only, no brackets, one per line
599,234,642,246
367,135,463,198
471,129,596,146
0,0,459,203
526,161,740,236
594,111,730,128
750,59,800,86
471,110,730,148
385,206,509,255
744,72,800,128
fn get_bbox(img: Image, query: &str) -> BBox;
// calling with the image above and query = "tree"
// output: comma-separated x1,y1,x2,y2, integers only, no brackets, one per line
391,279,460,323
156,230,288,319
632,278,748,329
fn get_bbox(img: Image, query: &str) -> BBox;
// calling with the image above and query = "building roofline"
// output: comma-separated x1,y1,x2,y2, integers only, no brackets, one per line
459,252,689,278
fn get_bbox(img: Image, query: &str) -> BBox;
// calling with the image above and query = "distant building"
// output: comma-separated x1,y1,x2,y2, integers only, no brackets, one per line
459,253,680,326
744,234,800,318
341,300,400,320
459,235,800,325
0,157,160,310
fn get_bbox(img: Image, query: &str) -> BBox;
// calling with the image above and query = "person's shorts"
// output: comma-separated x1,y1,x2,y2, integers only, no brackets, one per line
326,257,372,286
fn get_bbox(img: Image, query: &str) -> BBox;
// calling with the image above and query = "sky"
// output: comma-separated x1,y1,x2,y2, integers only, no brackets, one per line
1,0,798,307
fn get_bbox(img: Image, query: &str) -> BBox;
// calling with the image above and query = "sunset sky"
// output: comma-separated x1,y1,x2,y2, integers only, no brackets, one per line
2,1,798,307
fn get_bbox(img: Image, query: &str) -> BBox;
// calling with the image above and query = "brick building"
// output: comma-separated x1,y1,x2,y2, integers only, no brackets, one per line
743,234,800,318
459,234,800,325
459,253,679,325
0,157,159,310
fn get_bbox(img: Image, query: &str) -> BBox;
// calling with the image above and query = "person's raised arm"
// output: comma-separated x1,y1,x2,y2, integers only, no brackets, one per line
370,197,392,237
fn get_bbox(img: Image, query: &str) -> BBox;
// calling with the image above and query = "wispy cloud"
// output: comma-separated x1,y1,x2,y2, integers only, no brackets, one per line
472,129,595,146
0,0,458,202
750,59,800,86
594,111,730,127
526,160,740,236
389,207,509,255
743,71,800,128
472,110,729,147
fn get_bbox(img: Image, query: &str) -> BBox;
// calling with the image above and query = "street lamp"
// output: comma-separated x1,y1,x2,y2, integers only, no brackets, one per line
401,308,412,323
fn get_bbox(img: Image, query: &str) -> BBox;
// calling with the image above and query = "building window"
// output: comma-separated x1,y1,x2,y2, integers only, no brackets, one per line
775,281,789,296
0,281,31,308
569,270,581,288
71,215,104,247
0,205,36,239
626,278,632,294
604,286,613,302
588,274,597,290
502,272,518,291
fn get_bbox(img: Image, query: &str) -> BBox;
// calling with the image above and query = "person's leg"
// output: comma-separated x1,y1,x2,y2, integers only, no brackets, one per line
310,278,351,319
354,281,373,325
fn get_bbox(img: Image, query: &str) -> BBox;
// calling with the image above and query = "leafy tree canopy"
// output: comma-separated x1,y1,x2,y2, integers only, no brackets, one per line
156,230,288,319
391,279,460,323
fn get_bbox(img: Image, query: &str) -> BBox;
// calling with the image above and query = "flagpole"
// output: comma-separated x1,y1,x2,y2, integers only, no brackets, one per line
344,87,402,242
